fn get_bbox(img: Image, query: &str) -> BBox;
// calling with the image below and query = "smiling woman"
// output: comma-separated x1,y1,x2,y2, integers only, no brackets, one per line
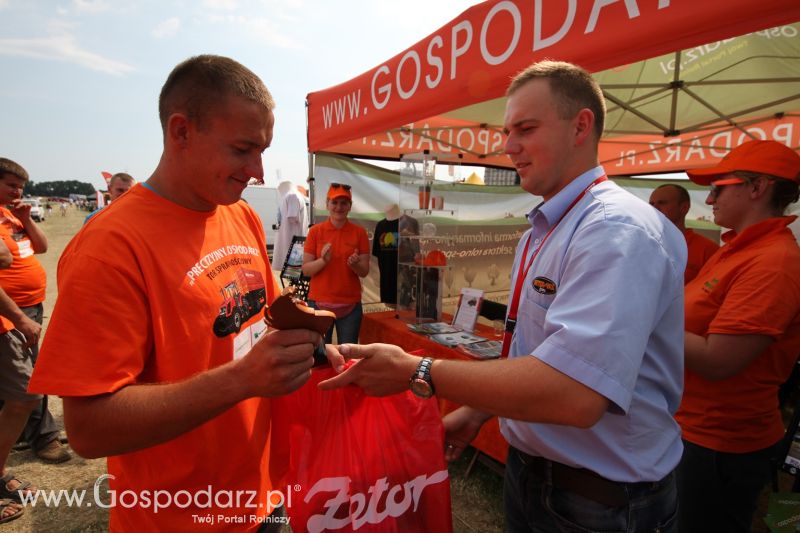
301,182,370,344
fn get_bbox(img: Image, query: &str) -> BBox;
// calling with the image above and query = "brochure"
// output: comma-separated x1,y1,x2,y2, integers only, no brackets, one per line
406,322,461,335
429,331,486,347
451,287,484,333
455,340,502,360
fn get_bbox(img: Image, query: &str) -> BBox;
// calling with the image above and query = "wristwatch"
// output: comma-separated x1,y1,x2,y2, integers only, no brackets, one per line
409,357,435,398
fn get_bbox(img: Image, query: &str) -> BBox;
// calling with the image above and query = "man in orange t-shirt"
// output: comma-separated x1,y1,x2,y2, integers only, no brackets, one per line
649,183,718,283
675,140,800,532
29,56,342,532
302,183,370,344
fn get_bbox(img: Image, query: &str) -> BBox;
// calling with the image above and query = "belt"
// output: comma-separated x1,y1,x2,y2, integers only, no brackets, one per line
514,448,656,508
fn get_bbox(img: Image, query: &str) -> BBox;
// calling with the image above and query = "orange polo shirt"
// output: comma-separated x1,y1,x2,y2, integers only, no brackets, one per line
305,219,369,304
676,216,800,453
683,228,718,284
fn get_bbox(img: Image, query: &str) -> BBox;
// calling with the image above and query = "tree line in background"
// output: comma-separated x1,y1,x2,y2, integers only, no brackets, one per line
25,180,96,197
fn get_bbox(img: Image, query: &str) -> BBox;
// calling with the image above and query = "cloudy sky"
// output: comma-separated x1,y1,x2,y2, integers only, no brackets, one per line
0,0,477,190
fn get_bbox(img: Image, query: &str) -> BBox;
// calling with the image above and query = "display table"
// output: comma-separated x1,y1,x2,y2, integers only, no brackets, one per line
360,311,508,464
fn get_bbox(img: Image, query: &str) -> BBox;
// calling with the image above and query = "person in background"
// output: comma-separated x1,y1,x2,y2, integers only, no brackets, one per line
29,55,340,532
272,180,308,270
302,183,369,343
676,140,800,532
650,183,718,283
0,159,70,469
84,172,135,223
321,60,685,533
372,203,401,305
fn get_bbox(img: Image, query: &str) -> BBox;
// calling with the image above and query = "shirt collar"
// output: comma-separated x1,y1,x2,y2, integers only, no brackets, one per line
720,215,797,251
527,166,606,227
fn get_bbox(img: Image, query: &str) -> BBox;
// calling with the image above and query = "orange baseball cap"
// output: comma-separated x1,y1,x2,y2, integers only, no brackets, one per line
686,140,800,185
326,182,352,201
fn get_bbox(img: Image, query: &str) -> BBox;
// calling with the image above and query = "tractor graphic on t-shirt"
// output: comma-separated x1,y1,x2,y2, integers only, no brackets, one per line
213,268,267,337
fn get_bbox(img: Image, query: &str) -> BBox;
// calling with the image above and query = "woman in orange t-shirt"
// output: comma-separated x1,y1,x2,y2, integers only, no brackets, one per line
302,183,370,343
676,140,800,532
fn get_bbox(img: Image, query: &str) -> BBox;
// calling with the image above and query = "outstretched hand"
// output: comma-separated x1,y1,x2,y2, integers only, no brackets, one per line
318,343,421,396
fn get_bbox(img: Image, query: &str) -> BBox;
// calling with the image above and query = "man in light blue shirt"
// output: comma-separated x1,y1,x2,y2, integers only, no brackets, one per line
322,60,686,532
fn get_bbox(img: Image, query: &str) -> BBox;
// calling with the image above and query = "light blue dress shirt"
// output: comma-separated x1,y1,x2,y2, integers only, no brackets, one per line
500,166,687,482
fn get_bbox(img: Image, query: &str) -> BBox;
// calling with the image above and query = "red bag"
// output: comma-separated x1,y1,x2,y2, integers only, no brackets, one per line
270,366,453,533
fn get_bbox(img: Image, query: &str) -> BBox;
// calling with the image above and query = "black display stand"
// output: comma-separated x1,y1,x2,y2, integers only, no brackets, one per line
279,235,311,300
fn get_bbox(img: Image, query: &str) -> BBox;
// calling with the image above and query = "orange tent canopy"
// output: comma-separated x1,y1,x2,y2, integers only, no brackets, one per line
307,0,800,175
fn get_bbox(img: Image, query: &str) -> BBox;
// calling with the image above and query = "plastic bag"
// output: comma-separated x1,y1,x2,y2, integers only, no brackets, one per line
271,366,453,533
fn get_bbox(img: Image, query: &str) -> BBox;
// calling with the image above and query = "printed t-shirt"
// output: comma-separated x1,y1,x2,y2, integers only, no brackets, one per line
676,216,800,453
0,206,46,332
305,219,369,304
371,218,399,303
683,228,718,283
29,184,281,532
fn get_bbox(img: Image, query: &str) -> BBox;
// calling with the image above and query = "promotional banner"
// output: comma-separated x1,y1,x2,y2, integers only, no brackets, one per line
308,0,799,163
311,154,741,305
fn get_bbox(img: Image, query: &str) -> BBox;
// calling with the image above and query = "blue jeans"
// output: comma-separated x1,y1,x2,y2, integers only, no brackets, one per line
677,439,779,533
504,447,678,532
307,301,363,344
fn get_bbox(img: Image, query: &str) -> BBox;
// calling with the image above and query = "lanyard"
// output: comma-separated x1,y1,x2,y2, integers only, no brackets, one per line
501,175,607,358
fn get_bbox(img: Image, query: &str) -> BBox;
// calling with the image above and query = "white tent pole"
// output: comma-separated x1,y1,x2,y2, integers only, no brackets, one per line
307,152,315,229
306,98,315,229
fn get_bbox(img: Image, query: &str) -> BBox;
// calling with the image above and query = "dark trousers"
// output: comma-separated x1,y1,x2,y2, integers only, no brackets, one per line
1,304,60,451
504,446,678,532
307,301,363,344
677,439,779,533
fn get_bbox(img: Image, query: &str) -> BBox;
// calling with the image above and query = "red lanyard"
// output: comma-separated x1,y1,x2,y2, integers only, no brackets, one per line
501,175,607,358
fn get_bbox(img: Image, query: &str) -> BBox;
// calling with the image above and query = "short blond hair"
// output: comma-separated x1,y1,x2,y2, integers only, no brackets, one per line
158,55,275,132
0,158,29,182
508,60,605,140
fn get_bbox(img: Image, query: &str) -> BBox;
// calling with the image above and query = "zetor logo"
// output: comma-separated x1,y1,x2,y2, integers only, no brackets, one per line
532,276,557,295
304,471,448,533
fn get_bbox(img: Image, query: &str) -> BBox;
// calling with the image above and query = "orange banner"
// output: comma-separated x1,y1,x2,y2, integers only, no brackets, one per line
599,115,800,175
307,0,799,153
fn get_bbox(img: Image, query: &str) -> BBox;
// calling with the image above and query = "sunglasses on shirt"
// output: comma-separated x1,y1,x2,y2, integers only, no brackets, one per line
330,183,351,191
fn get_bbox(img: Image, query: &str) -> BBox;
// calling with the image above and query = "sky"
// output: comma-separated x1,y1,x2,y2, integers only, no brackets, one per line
0,0,479,191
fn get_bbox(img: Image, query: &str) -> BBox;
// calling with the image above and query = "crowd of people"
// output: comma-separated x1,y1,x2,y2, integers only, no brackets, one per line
0,54,796,532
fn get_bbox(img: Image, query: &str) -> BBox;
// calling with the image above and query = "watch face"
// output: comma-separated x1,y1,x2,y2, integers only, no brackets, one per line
410,378,433,398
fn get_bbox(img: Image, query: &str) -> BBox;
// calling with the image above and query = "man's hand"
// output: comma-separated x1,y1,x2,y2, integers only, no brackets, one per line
317,343,421,396
236,328,321,398
325,344,346,373
442,406,492,462
14,314,41,350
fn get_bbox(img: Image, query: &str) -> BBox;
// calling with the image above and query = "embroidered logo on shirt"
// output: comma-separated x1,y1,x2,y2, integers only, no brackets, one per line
532,276,557,295
702,277,720,294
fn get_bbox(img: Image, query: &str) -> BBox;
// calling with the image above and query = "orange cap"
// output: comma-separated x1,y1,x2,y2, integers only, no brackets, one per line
686,140,800,185
327,183,352,201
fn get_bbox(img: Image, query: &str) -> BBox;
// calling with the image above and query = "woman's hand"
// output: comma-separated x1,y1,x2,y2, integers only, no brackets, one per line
320,243,332,264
